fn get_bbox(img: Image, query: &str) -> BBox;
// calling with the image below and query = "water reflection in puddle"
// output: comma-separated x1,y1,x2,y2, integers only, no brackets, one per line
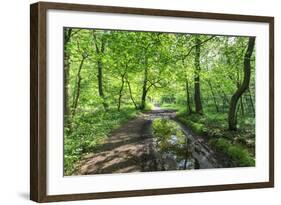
147,109,227,171
152,118,198,171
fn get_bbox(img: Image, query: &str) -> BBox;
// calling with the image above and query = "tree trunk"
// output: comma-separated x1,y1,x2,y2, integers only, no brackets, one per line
63,29,72,125
72,56,86,116
240,96,245,116
208,81,219,112
194,36,203,114
222,90,229,112
140,60,148,110
93,33,108,111
117,74,125,111
126,78,138,109
185,79,192,114
97,59,108,111
140,88,147,110
248,89,255,113
64,52,70,116
228,37,255,130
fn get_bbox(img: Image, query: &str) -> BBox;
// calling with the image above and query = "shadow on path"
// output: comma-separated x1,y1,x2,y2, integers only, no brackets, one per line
77,116,157,175
76,108,232,175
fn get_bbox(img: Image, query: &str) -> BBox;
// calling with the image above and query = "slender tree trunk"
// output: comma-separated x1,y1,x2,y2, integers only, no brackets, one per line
217,90,226,112
248,89,255,113
228,37,255,130
222,90,229,112
240,96,245,116
97,59,108,111
235,101,240,124
140,61,148,110
93,33,108,111
117,74,125,111
63,29,72,125
194,36,203,114
64,52,70,117
208,80,219,112
140,88,147,110
72,56,86,116
126,78,138,109
185,79,192,114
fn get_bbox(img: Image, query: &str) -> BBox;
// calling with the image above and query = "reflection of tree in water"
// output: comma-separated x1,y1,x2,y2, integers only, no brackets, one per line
152,119,195,170
63,28,256,176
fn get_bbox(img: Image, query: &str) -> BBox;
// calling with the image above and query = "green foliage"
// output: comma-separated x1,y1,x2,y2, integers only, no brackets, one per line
210,138,229,153
177,111,255,167
143,102,154,111
64,27,256,173
160,103,186,113
210,138,255,167
176,113,206,135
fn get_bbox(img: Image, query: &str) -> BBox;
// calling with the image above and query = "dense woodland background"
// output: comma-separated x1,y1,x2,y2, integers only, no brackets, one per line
63,28,256,175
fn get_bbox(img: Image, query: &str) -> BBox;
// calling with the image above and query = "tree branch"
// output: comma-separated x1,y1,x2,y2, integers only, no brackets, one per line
182,36,215,60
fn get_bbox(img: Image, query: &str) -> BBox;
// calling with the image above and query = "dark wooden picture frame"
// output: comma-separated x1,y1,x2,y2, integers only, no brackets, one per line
30,1,274,202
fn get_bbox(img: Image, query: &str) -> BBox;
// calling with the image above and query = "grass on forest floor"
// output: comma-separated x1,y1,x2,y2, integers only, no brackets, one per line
160,103,186,113
160,103,255,167
64,106,140,175
209,138,255,167
143,102,155,111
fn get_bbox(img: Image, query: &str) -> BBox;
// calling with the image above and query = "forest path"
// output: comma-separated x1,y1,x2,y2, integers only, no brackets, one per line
76,108,230,175
76,110,158,175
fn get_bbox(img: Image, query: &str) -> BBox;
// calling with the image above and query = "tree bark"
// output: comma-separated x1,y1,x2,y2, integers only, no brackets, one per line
72,56,86,116
194,36,203,114
239,96,245,116
117,74,126,111
221,92,228,112
247,89,255,113
140,58,148,110
208,80,219,112
93,32,108,111
97,59,108,111
63,29,72,124
185,79,192,114
126,78,138,109
228,37,255,130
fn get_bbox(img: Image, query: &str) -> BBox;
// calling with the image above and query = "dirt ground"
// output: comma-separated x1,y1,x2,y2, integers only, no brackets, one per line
76,109,231,175
76,114,157,175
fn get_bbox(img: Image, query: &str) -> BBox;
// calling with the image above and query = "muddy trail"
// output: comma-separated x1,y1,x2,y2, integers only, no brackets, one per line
76,108,232,175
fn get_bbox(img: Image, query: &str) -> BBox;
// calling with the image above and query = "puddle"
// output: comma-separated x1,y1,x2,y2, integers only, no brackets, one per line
152,118,197,170
147,109,229,171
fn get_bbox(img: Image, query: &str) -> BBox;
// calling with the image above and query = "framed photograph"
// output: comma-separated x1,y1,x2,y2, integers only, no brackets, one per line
30,1,274,202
